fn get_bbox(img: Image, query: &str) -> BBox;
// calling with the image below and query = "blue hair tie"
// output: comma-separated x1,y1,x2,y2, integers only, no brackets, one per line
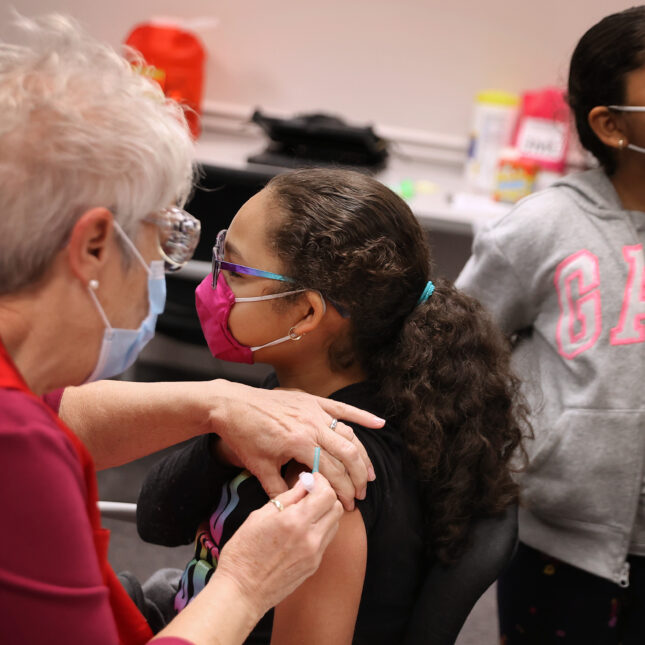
417,281,435,305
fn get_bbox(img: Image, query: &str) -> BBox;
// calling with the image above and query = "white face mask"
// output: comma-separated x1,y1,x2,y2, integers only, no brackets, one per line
608,105,645,154
84,221,166,383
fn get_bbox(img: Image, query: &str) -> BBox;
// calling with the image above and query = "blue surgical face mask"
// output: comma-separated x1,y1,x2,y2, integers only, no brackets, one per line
84,221,166,383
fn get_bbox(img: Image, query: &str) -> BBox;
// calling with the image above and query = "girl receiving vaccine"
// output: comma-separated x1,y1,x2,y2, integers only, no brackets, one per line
137,168,528,644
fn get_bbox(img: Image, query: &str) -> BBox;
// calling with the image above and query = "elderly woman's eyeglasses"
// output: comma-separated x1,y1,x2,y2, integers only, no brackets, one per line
211,229,295,288
145,207,201,272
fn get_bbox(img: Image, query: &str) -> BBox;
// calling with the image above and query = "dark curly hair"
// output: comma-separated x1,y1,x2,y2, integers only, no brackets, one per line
265,168,530,563
568,6,645,174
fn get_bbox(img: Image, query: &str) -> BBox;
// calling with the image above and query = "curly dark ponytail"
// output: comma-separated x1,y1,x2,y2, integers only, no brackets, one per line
373,278,527,561
266,168,529,563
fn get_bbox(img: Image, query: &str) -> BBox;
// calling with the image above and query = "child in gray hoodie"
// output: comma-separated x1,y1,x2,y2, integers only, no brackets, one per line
457,7,645,644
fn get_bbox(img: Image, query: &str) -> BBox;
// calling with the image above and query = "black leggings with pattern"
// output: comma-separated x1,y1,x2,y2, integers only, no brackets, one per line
497,542,645,645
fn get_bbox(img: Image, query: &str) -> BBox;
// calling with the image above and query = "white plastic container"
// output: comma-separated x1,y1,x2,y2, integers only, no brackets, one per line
465,90,520,194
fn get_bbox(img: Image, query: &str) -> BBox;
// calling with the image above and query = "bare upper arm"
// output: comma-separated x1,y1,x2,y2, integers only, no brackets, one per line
270,463,368,645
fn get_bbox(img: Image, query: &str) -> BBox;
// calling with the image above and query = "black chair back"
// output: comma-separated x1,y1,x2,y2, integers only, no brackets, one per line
403,504,518,645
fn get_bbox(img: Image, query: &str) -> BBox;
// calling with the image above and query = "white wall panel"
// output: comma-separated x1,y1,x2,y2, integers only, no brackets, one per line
3,0,635,138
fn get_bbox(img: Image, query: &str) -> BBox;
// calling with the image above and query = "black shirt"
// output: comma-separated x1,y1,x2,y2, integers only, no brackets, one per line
137,382,426,644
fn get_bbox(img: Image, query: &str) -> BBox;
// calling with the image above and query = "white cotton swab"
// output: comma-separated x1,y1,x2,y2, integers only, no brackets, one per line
299,471,315,493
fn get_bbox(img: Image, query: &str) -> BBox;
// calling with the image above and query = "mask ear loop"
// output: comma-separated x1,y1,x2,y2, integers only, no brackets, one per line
234,288,307,303
87,280,113,333
249,328,303,351
112,219,152,276
245,290,327,352
312,290,327,316
279,290,327,343
275,290,328,343
234,289,327,312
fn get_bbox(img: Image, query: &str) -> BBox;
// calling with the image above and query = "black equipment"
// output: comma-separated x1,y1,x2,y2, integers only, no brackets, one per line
248,110,388,170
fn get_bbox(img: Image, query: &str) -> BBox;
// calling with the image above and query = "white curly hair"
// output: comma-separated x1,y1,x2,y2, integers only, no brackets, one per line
0,14,196,294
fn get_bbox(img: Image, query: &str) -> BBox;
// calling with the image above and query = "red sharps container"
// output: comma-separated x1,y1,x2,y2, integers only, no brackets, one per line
125,21,206,138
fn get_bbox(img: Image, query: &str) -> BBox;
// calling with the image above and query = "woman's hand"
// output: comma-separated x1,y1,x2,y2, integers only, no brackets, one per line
214,473,343,616
60,378,382,510
154,475,343,645
206,380,382,510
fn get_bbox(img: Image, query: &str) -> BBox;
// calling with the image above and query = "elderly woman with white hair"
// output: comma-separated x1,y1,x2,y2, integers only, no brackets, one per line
0,15,382,645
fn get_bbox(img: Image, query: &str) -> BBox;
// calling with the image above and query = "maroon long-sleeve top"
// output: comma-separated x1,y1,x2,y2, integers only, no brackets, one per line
0,340,190,645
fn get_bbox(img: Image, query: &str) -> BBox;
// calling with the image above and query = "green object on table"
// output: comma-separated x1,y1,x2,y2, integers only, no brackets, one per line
399,179,415,200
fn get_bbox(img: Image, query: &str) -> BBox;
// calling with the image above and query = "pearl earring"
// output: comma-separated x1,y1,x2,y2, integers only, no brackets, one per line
618,139,626,149
89,279,99,290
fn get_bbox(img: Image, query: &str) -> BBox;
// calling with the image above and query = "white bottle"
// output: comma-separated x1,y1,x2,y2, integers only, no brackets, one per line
465,90,519,194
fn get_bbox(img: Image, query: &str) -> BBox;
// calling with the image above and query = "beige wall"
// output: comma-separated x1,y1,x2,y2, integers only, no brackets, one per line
4,0,637,139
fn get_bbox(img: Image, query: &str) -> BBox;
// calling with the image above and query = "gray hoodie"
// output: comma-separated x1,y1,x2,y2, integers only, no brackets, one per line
456,168,645,586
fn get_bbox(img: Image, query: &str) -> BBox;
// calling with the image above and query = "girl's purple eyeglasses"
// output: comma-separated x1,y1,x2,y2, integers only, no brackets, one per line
211,229,295,288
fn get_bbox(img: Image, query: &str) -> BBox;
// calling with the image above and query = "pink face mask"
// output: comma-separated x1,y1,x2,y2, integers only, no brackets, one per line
195,273,316,364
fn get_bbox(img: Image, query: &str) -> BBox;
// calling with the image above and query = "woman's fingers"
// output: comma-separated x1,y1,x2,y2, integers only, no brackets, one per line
311,420,376,508
280,414,374,510
270,476,309,508
333,420,371,474
290,473,341,522
319,398,385,430
255,447,356,513
269,474,339,523
215,475,344,616
253,463,289,501
211,383,378,510
316,398,377,476
310,448,358,511
331,419,375,484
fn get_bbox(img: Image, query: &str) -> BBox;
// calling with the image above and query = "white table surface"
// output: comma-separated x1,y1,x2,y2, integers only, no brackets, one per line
193,129,511,236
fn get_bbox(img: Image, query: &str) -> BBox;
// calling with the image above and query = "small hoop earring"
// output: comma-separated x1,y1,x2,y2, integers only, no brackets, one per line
288,326,303,341
618,139,626,149
89,279,99,290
